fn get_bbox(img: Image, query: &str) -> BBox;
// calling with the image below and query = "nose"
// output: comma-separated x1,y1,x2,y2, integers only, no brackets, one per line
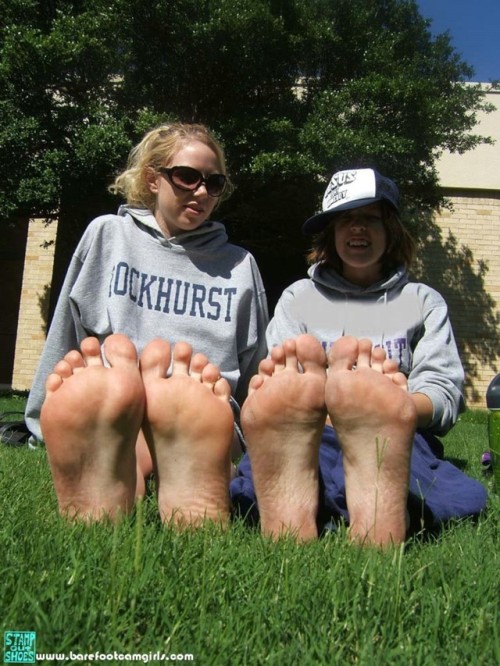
193,181,209,196
350,217,366,231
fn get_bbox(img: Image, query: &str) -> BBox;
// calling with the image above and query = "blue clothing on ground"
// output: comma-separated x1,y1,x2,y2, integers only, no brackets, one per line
229,425,488,532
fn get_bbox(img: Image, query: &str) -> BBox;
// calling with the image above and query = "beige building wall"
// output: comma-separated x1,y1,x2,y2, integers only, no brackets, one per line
437,87,500,191
12,218,58,391
430,87,500,407
427,191,500,406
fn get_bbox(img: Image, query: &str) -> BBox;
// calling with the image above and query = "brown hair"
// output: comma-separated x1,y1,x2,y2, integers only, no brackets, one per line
109,122,233,211
305,201,416,274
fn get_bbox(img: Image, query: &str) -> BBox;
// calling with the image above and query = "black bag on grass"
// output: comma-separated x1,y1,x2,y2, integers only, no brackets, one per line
0,411,31,447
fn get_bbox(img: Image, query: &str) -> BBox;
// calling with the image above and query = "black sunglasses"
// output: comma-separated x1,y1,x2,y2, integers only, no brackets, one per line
158,166,227,198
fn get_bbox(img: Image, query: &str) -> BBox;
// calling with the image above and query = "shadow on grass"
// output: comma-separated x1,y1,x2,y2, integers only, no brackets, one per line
444,456,469,471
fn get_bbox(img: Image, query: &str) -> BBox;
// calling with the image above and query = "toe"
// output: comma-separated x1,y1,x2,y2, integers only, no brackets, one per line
140,339,172,380
200,362,223,390
283,339,299,370
80,337,104,367
257,358,275,379
190,352,209,381
391,371,409,391
327,336,359,371
356,339,373,368
382,358,400,376
295,335,327,375
213,377,231,400
202,364,231,400
45,372,64,396
248,374,265,394
270,344,287,372
370,346,386,373
63,350,86,372
171,342,193,375
102,334,139,368
53,359,75,379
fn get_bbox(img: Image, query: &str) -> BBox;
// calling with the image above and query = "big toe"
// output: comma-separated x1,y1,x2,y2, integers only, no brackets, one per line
327,336,359,371
295,334,327,374
101,334,139,368
140,339,172,380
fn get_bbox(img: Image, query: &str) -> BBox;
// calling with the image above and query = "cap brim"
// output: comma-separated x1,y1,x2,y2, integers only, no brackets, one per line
302,196,382,235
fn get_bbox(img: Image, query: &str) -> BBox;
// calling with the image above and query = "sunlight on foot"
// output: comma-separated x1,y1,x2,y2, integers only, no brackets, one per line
241,335,327,541
326,337,416,547
41,334,145,522
140,340,233,528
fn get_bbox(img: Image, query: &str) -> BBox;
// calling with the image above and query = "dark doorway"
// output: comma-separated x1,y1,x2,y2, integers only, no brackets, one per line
0,219,28,385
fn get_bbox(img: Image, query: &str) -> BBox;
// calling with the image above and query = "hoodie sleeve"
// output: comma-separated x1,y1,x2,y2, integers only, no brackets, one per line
266,280,310,349
233,257,270,405
24,252,89,441
408,285,465,436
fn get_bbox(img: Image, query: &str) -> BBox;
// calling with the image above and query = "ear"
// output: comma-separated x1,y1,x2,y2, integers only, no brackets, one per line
145,166,160,194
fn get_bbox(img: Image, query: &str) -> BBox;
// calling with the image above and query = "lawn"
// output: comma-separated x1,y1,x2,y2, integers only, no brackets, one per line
1,394,499,665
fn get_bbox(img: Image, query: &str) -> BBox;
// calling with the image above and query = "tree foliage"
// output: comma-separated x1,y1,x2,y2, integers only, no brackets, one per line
0,0,493,297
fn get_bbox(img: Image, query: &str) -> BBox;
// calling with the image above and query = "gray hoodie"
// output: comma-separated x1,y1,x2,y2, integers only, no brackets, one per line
26,206,269,440
267,263,464,435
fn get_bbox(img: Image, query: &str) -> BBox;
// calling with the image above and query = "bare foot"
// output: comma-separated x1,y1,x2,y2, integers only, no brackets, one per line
326,337,416,547
241,335,327,541
40,335,145,521
140,340,234,527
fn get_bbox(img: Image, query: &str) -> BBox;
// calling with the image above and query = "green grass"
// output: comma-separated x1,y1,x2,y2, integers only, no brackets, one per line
1,395,499,665
0,392,28,417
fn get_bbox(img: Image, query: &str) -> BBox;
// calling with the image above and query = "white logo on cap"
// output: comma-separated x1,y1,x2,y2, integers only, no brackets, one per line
323,171,357,210
322,169,378,212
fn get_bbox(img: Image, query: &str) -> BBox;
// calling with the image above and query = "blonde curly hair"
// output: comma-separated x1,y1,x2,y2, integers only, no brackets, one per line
109,123,233,211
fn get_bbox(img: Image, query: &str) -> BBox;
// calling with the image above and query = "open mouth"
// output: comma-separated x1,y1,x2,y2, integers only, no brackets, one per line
347,239,369,247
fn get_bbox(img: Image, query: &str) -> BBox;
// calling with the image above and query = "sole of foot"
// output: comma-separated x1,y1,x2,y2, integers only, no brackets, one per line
41,334,145,521
242,335,327,541
140,339,234,528
326,337,416,547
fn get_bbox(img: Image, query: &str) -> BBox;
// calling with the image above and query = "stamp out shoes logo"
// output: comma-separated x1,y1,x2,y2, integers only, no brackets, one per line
3,631,36,664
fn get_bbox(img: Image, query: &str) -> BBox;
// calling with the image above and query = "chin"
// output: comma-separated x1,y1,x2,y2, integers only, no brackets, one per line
181,220,205,231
